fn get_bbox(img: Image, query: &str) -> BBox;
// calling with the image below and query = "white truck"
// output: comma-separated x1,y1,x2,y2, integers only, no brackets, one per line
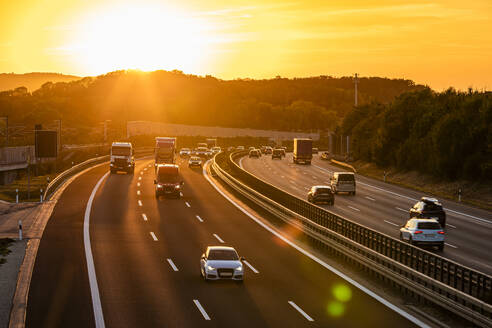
155,137,177,166
110,142,135,174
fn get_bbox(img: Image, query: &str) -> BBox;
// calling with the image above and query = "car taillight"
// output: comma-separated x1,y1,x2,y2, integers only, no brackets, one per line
414,230,423,234
438,231,445,234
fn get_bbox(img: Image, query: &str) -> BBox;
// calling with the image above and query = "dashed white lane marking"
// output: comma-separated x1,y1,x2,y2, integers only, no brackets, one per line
144,168,148,171
204,161,430,327
137,182,141,187
138,200,143,207
289,180,295,184
281,175,285,178
288,301,314,321
213,233,225,243
348,206,360,212
137,190,141,195
384,220,400,227
312,176,317,179
447,223,456,229
365,196,376,201
185,201,191,208
395,207,408,212
140,171,143,175
150,232,158,241
84,172,108,328
193,300,211,320
180,192,183,197
445,242,458,249
138,177,142,181
167,258,179,271
195,215,204,222
243,260,259,273
142,214,148,221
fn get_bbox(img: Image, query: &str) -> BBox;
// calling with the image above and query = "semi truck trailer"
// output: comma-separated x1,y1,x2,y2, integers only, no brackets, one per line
293,138,313,164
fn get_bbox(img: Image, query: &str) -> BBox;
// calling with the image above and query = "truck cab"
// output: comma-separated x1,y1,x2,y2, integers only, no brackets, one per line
154,164,184,198
110,142,135,174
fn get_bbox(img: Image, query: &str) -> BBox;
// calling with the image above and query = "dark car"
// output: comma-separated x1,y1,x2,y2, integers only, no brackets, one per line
409,197,446,228
312,148,319,155
307,186,334,205
276,148,286,157
272,149,283,159
249,149,260,158
154,164,184,199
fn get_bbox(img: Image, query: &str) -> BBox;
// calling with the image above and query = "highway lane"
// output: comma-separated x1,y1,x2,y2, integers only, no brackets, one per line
26,157,426,327
240,153,492,274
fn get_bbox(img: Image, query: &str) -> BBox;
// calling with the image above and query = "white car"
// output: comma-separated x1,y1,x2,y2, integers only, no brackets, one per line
236,146,245,151
400,218,445,250
211,146,222,154
200,246,244,282
179,148,191,157
188,156,203,168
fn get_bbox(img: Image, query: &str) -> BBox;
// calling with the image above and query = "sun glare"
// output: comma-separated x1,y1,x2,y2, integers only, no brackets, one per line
71,4,210,74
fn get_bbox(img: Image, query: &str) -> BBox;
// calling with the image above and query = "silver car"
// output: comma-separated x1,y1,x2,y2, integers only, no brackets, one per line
400,218,445,250
200,246,244,282
188,156,203,169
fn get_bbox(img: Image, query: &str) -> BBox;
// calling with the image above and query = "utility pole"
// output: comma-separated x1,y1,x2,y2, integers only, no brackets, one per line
354,73,359,107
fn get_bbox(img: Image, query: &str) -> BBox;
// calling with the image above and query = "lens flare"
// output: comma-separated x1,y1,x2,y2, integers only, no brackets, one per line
333,284,352,302
327,301,345,317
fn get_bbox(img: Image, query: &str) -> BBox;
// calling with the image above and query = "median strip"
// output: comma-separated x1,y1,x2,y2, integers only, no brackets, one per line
288,301,314,321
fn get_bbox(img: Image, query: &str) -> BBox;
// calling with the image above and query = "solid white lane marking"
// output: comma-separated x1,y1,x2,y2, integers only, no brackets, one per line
203,163,429,328
137,190,141,195
384,220,400,227
84,172,109,328
195,215,204,222
288,301,314,322
365,196,376,201
447,223,456,229
243,260,259,273
185,201,191,208
137,182,141,187
348,206,360,212
445,242,458,249
142,214,148,221
138,200,143,207
213,233,225,243
395,207,408,212
193,300,211,320
150,232,158,241
167,258,179,271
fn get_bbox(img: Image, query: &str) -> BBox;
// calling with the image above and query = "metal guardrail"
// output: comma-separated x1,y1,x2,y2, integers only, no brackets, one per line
43,147,154,200
212,151,492,327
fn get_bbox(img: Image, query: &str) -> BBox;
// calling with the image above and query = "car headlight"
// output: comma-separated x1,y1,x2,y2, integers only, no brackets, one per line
157,184,163,188
207,265,216,271
175,185,180,189
235,265,243,271
110,163,113,166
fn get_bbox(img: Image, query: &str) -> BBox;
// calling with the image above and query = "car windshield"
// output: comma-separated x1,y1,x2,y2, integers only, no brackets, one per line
112,146,131,156
423,203,443,211
417,222,441,230
190,157,200,161
338,174,354,181
181,148,190,152
208,249,239,261
157,169,179,183
315,188,331,194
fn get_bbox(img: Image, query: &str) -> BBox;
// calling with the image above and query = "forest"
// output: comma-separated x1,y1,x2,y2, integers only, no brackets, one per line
0,70,423,141
341,88,492,180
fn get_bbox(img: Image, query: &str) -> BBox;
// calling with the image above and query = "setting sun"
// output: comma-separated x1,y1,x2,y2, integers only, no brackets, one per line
67,4,211,74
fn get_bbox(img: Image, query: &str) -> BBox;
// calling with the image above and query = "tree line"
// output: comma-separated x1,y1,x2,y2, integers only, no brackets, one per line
342,88,492,180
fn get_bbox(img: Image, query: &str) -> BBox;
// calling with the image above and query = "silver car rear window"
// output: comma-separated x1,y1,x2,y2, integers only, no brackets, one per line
417,222,441,230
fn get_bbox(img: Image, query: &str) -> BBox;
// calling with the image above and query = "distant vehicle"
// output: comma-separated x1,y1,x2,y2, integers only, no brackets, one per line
154,164,183,198
307,186,334,205
320,151,331,160
206,138,217,149
263,146,273,155
195,147,209,157
293,138,312,164
312,147,319,155
275,148,286,157
205,150,213,158
188,156,203,169
227,146,235,152
249,149,260,158
179,148,191,157
248,146,255,151
197,142,208,149
211,146,221,154
200,246,244,282
155,137,176,166
236,146,245,151
110,142,135,174
330,172,356,195
400,218,445,250
409,197,446,228
272,149,283,159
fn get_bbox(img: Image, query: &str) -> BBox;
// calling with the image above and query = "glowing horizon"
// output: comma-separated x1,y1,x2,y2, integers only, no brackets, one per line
1,0,491,90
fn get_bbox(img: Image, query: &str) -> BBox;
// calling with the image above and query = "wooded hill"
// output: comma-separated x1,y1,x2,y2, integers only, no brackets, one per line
0,72,80,92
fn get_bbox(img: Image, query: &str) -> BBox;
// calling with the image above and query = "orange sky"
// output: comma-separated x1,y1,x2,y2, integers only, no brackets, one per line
1,0,491,90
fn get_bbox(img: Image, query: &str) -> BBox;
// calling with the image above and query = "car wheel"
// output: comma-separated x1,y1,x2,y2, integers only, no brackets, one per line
110,169,115,174
352,191,356,196
438,243,444,251
399,232,403,240
330,200,334,206
409,236,415,245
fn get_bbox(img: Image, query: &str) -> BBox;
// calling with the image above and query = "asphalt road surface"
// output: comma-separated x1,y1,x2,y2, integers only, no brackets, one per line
240,153,492,275
25,157,427,327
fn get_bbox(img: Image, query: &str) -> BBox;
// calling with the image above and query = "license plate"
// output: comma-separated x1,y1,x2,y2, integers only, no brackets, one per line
424,234,434,238
221,272,232,277
165,191,173,193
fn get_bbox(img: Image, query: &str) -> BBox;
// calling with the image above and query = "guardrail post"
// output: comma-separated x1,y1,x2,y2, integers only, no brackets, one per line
18,220,22,241
40,188,43,203
383,171,387,182
458,188,462,202
16,188,19,203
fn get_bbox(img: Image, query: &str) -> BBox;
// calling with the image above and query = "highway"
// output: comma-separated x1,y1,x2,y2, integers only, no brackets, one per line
25,157,426,327
240,153,492,275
